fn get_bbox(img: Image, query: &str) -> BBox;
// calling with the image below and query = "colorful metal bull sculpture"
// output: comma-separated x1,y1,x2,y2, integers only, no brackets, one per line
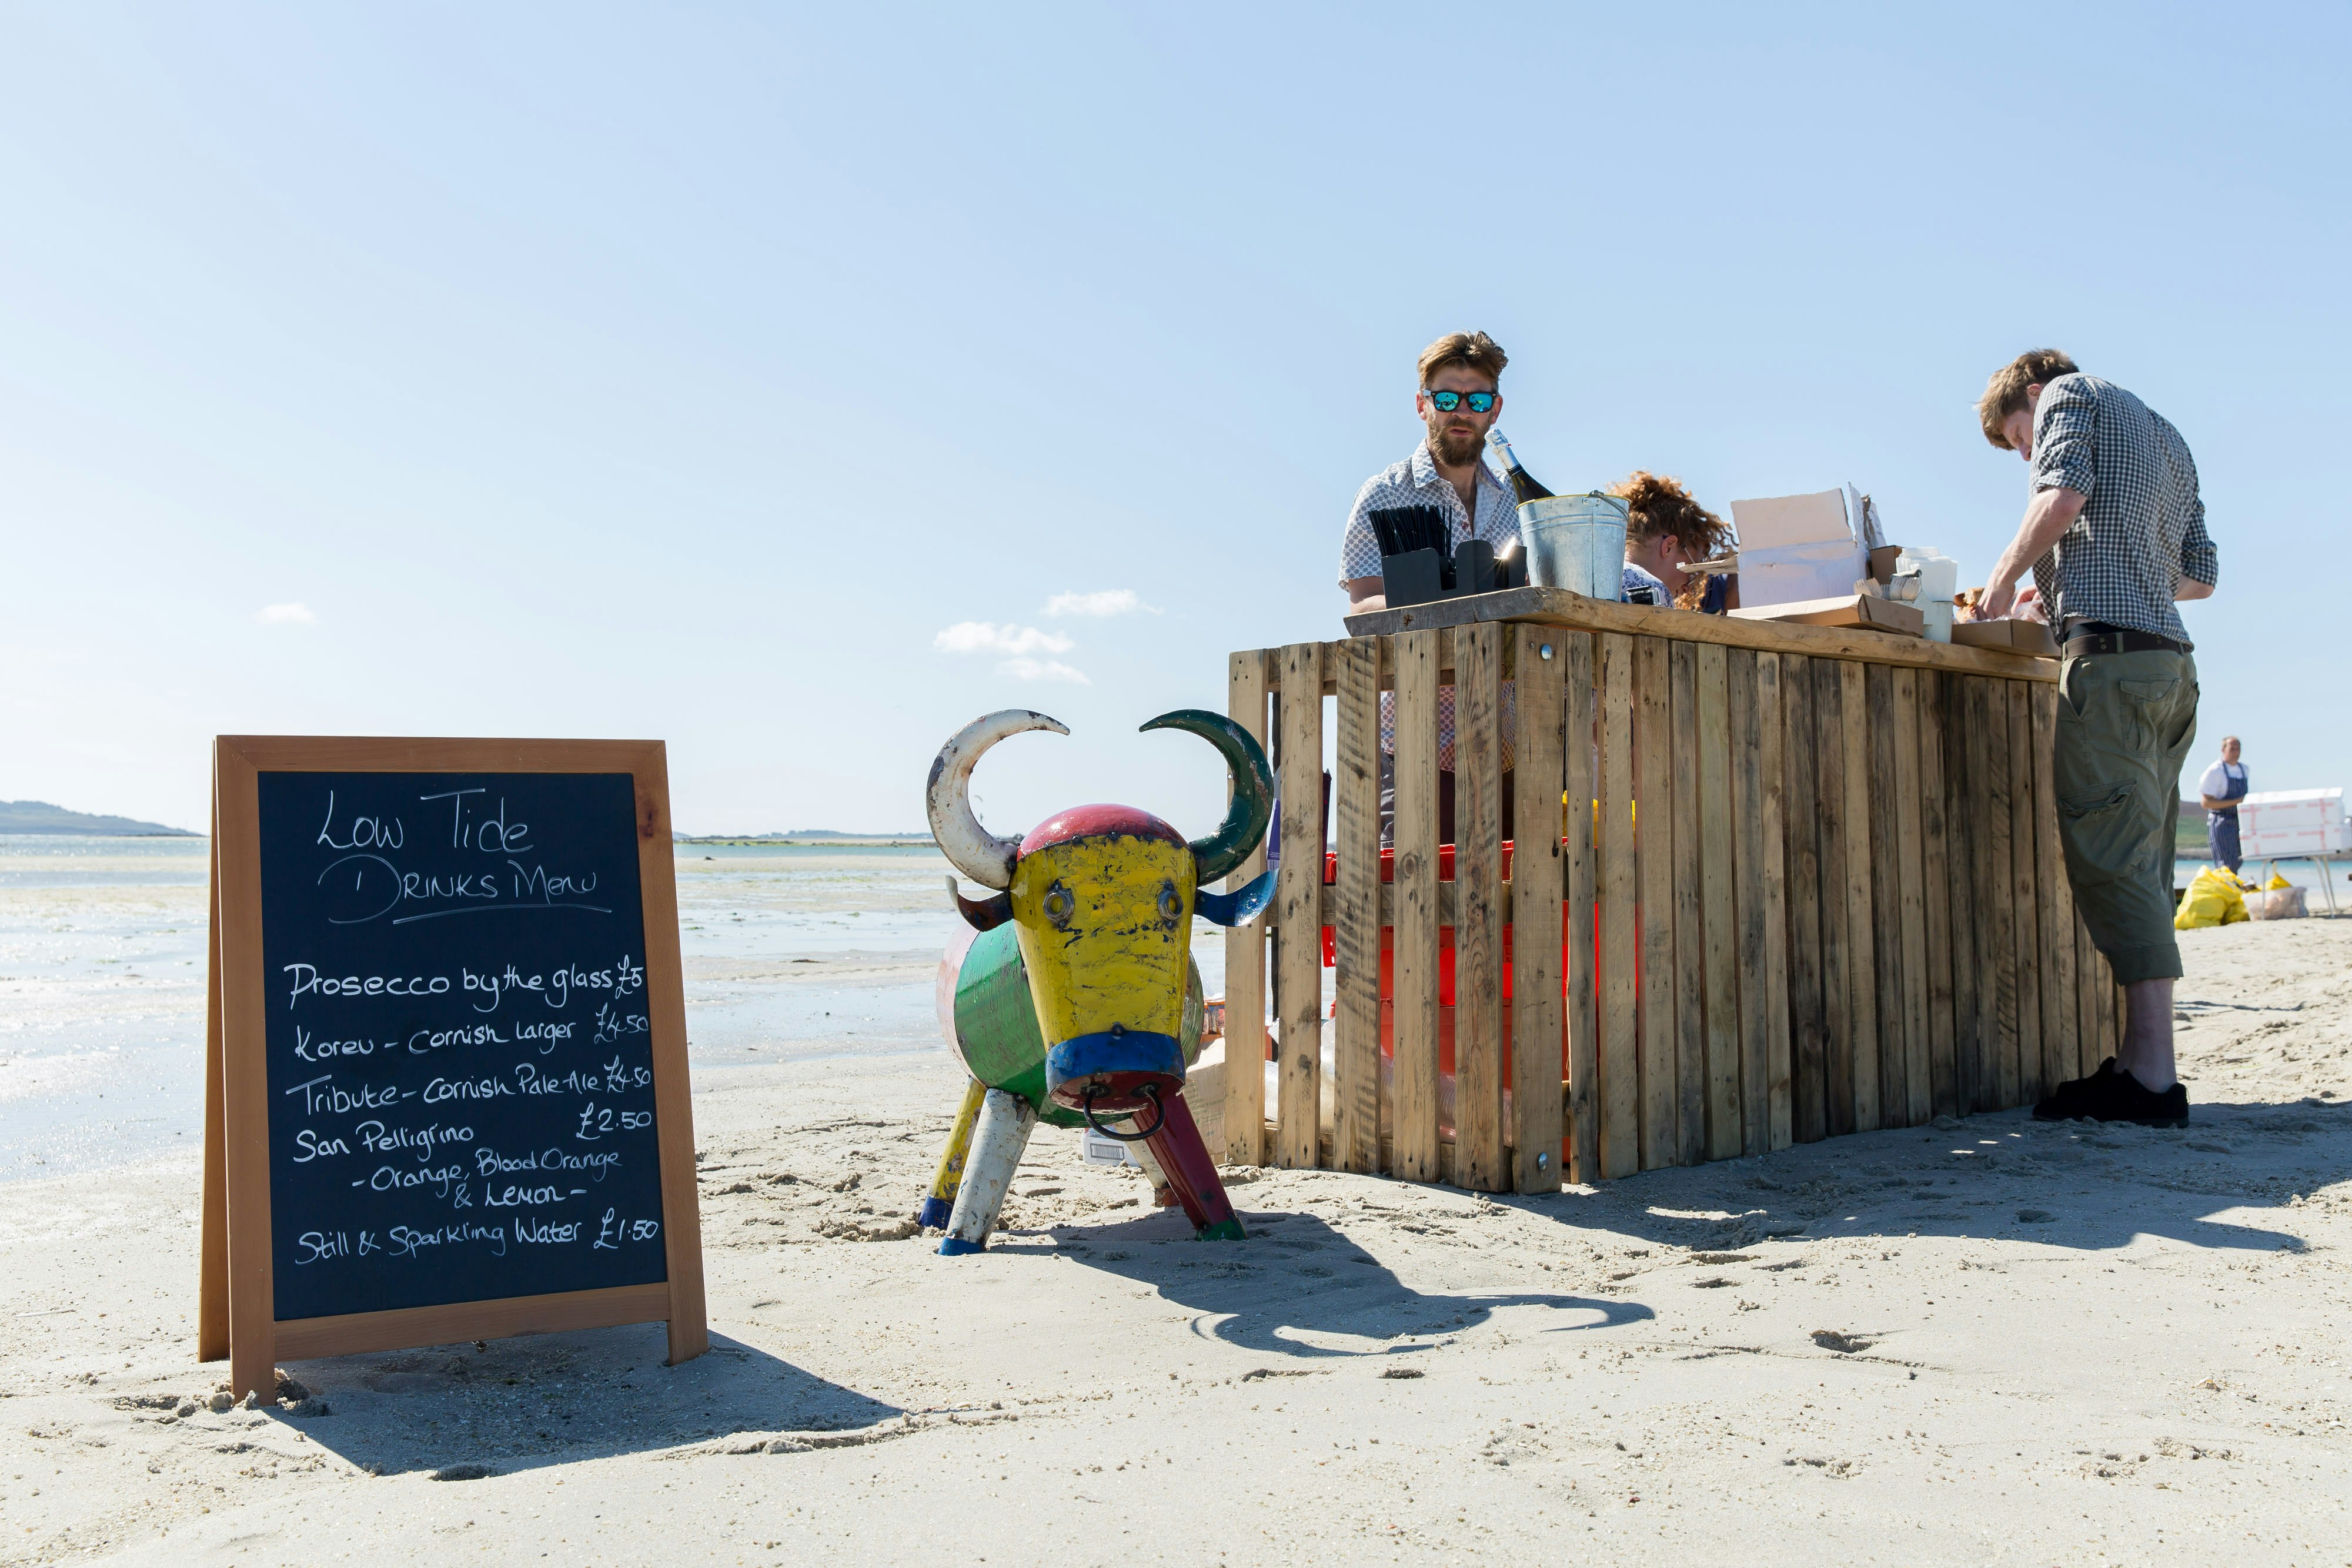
921,708,1274,1255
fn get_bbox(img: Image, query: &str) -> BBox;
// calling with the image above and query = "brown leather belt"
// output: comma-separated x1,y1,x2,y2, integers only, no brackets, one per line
2061,621,2191,658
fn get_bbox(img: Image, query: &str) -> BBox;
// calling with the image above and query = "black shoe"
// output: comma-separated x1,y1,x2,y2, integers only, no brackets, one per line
2032,1057,2115,1122
2033,1058,2188,1128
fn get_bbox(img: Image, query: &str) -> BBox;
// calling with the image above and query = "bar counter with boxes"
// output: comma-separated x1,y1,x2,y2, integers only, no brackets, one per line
1215,586,2121,1192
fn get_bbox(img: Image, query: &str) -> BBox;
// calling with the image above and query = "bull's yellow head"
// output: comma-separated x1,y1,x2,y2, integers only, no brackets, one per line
927,710,1272,1136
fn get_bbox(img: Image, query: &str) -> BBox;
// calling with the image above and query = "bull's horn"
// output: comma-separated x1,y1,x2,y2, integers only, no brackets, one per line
926,710,1067,890
1139,709,1273,886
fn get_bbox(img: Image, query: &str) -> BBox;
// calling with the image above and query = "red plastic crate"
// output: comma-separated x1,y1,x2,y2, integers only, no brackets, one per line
1311,840,1606,1084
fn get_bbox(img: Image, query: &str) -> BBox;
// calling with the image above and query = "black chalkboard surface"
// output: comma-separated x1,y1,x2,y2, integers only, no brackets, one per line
203,738,704,1398
257,771,668,1320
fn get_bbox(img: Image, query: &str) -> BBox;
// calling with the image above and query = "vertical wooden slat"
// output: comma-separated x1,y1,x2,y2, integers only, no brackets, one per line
199,818,228,1362
1974,678,2019,1109
1598,633,1639,1179
1781,657,1826,1143
1511,626,1566,1193
1391,630,1442,1181
1893,667,1931,1127
1839,660,1881,1133
1866,665,1907,1128
1918,670,1957,1119
1697,643,1740,1161
1561,633,1599,1183
2031,683,2077,1092
213,745,276,1399
1454,624,1505,1192
1224,651,1269,1165
2103,948,2120,1065
2077,907,2102,1078
1970,677,2005,1112
1810,659,1854,1138
1669,642,1707,1167
2008,683,2044,1105
2082,927,2099,1075
1332,637,1383,1175
1756,653,1792,1151
1275,641,1326,1168
1946,674,1984,1114
2113,979,2129,1061
2096,929,2117,1069
1635,637,1679,1170
1728,650,1770,1157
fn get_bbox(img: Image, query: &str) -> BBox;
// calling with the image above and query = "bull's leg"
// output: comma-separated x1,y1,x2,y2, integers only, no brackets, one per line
1143,1093,1246,1242
938,1088,1037,1256
1118,1119,1182,1209
917,1078,988,1229
1138,1117,1208,1228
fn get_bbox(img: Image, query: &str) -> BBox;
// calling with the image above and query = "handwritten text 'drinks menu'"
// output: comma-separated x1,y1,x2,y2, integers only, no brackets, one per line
257,773,666,1322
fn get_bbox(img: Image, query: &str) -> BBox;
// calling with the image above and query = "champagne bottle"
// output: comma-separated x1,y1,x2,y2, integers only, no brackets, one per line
1487,430,1554,504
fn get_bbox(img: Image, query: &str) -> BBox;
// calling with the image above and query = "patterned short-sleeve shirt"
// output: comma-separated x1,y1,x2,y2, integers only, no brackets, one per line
2027,374,2218,644
1340,440,1519,768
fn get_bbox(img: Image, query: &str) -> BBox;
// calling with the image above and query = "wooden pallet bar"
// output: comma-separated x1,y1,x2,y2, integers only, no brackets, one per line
1229,590,2068,1186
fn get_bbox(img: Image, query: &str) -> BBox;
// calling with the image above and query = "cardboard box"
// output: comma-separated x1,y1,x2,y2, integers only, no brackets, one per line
1950,618,2060,657
1728,593,1924,637
1726,488,1869,607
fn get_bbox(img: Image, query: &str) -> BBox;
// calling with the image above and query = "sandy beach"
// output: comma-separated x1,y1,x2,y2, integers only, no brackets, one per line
2,901,2347,1566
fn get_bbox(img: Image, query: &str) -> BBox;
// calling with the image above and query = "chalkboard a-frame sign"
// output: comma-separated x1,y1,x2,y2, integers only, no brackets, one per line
200,737,707,1399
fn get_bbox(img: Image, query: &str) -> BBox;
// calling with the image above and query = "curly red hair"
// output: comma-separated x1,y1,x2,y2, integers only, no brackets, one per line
1610,472,1732,608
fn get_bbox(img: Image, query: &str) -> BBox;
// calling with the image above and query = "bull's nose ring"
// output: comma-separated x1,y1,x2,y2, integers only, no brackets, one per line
1083,1082,1165,1142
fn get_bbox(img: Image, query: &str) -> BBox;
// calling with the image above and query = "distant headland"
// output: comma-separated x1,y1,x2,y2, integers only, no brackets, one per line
0,800,199,836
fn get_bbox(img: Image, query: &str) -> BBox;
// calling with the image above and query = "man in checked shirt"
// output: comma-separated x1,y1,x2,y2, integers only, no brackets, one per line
1973,349,2217,1127
1339,330,1522,846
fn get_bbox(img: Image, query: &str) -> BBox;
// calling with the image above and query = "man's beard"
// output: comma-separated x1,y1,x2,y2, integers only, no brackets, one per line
1430,423,1483,467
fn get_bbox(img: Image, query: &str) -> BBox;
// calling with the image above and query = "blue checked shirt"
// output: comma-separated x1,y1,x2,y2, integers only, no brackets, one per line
1340,441,1519,768
2027,374,2218,644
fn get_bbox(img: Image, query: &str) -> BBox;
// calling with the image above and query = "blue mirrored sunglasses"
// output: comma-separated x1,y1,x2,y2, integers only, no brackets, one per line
1425,390,1496,414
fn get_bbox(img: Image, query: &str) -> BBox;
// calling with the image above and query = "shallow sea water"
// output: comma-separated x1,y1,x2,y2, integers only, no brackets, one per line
0,836,1231,1181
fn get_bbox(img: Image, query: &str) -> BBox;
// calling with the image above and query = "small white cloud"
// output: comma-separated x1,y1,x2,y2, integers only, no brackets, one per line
933,621,1074,657
256,603,316,625
998,657,1090,684
1044,589,1158,617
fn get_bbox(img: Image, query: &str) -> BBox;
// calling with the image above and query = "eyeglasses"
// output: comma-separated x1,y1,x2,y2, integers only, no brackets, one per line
1424,389,1496,414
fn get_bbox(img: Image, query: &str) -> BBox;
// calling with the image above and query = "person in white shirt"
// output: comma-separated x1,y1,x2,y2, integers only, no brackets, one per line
1338,330,1519,844
2197,735,2249,873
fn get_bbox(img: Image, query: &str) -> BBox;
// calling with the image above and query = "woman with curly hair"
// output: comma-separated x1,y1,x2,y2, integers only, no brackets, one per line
1613,470,1738,613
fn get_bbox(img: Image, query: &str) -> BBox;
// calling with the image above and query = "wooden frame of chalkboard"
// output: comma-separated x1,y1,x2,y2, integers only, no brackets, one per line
198,737,707,1399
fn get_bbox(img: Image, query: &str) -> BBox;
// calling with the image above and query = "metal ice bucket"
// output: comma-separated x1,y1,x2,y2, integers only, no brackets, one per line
1518,493,1630,600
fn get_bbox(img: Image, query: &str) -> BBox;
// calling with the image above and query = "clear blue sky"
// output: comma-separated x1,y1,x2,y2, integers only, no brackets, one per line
5,4,2344,837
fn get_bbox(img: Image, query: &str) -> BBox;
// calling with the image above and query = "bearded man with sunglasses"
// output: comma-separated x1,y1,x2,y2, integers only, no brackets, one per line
1339,330,1520,844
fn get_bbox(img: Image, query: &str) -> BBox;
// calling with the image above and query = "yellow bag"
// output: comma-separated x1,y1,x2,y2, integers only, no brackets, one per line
2174,866,2251,930
2266,872,2293,890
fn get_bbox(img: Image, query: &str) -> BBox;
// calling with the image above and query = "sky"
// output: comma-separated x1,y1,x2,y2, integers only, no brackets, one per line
3,4,2345,838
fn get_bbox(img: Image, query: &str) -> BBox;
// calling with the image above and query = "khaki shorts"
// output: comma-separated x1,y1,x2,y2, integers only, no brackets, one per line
2052,648,2199,985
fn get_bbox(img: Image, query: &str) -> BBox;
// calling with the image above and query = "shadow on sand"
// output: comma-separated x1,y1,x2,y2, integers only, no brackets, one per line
994,1207,1652,1360
985,1095,2349,1362
267,1325,898,1479
1526,1098,2343,1259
